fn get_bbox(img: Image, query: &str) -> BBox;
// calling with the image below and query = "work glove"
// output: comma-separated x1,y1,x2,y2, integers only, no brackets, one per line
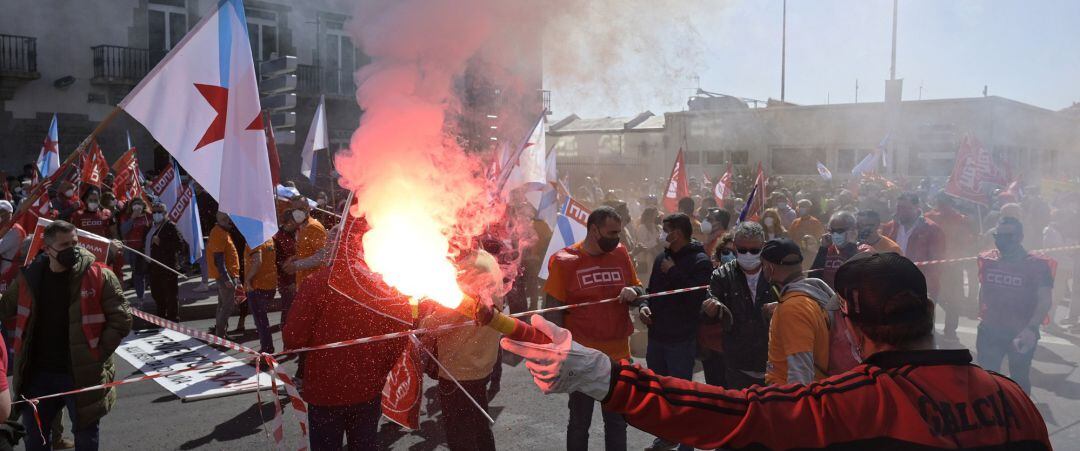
500,314,612,401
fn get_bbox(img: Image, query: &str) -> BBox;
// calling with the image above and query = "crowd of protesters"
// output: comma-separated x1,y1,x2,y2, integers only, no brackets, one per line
0,156,1076,450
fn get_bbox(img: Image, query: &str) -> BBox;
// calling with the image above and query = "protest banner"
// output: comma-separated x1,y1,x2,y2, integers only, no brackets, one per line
23,217,112,265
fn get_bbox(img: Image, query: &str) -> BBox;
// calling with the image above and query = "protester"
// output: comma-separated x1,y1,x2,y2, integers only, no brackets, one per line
69,189,113,238
1,220,132,451
0,201,26,291
119,198,151,302
697,233,735,387
699,221,776,389
702,209,731,260
771,193,797,228
543,205,644,451
637,213,710,451
810,211,860,287
856,210,901,254
146,202,185,322
976,217,1054,393
283,267,410,451
881,192,946,332
207,212,240,337
310,191,339,229
762,238,834,385
273,210,299,326
242,239,277,354
225,215,250,335
925,192,976,341
788,199,824,243
419,250,503,451
760,208,787,240
504,251,1051,449
51,182,80,221
283,205,327,289
677,197,702,240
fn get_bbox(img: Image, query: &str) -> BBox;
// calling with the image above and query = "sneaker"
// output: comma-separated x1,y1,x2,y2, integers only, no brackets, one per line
193,282,210,293
53,437,75,450
645,437,677,451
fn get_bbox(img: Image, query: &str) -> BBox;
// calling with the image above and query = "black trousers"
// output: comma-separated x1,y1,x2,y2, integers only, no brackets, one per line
148,268,179,322
437,377,495,451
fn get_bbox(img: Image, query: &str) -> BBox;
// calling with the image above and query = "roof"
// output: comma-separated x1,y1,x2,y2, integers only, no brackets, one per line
548,111,665,133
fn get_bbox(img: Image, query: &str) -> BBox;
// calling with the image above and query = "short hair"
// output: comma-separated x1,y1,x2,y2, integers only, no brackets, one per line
897,191,920,206
797,199,813,208
677,197,695,216
152,201,167,210
586,206,622,230
661,213,693,240
830,211,857,228
44,220,77,244
856,210,881,223
997,216,1024,236
732,221,765,242
707,209,731,230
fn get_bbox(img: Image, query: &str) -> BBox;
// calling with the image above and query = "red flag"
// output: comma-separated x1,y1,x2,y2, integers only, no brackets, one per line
80,140,109,189
263,111,281,186
111,147,148,204
944,135,1011,206
713,163,733,206
381,338,422,429
24,217,112,265
662,149,690,213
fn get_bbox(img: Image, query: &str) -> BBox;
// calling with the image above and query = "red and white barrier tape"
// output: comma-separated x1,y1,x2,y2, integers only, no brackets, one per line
912,244,1080,267
130,308,258,355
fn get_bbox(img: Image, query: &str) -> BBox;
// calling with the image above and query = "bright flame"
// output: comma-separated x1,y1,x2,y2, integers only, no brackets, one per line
362,208,464,308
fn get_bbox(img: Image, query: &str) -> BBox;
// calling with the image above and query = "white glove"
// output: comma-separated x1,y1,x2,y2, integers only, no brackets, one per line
500,314,613,400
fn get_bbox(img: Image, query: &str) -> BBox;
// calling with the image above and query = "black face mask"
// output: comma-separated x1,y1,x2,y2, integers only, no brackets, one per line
994,236,1021,254
857,227,874,240
598,236,620,253
53,246,78,270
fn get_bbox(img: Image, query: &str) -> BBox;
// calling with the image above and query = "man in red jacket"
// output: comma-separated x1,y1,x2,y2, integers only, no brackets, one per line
881,192,945,304
282,267,410,450
503,253,1051,450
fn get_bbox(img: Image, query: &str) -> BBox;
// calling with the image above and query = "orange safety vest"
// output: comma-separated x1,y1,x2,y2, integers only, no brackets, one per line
13,262,108,359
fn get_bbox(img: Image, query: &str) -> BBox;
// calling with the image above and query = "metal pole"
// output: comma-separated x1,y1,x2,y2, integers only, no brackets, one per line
890,0,898,80
781,0,787,102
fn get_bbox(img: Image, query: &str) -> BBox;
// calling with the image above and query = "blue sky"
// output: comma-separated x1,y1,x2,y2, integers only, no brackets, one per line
547,0,1080,118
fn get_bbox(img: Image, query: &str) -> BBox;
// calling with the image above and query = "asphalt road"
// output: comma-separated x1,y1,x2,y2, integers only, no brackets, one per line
33,286,1080,450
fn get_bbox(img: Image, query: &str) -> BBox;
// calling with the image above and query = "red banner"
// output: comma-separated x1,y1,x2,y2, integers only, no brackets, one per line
24,217,112,266
713,163,733,206
148,161,177,198
80,140,110,189
380,338,422,430
111,147,148,204
662,149,690,213
944,135,1011,206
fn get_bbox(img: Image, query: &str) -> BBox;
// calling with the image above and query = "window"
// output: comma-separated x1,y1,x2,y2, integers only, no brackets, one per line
705,151,726,165
685,150,702,165
730,150,749,165
149,0,187,62
770,147,826,175
323,21,357,95
247,8,279,63
836,148,858,173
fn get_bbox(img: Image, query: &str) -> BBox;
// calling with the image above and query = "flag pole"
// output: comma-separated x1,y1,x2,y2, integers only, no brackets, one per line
116,242,185,278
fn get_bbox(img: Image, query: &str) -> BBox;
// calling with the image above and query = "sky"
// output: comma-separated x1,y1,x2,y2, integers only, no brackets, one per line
545,0,1080,118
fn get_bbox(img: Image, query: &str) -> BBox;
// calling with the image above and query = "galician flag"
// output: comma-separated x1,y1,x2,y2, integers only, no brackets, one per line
148,161,205,264
538,196,591,280
301,95,328,185
36,114,60,179
119,0,276,246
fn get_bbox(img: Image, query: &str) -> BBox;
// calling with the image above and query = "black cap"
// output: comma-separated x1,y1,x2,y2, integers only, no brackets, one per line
834,252,930,325
761,238,803,266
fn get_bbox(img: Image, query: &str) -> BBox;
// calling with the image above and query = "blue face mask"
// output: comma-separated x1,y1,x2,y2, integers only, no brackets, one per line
720,253,736,264
831,232,848,246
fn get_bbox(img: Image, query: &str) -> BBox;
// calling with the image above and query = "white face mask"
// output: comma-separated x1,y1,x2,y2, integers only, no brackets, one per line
736,252,761,271
763,217,775,227
659,231,670,248
700,221,713,235
132,205,145,214
153,212,165,223
291,210,307,224
87,202,99,211
64,189,75,198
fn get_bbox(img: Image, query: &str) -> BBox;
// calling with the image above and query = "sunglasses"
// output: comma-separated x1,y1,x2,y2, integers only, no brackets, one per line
736,247,761,255
993,232,1016,240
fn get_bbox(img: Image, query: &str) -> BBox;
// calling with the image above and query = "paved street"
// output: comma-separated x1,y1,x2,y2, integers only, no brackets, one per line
37,278,1080,450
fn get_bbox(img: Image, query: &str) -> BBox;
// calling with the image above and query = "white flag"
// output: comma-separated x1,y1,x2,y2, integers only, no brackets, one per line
301,95,328,184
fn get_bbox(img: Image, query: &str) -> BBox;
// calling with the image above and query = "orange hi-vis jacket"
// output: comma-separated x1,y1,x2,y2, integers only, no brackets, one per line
603,349,1050,450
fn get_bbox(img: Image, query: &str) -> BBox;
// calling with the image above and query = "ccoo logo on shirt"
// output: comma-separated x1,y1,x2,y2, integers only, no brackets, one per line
577,266,624,289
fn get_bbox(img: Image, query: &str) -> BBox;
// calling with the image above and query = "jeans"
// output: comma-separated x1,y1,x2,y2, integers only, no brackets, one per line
125,250,146,300
308,398,381,451
976,323,1037,393
939,265,964,337
700,349,727,387
568,390,626,451
214,280,236,337
438,377,495,451
22,371,100,451
645,338,696,451
197,249,209,284
247,289,275,352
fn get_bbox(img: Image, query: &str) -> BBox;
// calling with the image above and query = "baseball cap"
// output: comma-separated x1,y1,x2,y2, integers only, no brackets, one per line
834,252,930,325
0,200,11,213
761,238,803,266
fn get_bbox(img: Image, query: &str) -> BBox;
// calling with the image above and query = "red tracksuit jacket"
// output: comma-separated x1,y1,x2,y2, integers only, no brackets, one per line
603,349,1050,450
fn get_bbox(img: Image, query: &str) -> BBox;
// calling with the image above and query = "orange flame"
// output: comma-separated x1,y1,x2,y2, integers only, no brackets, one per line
361,206,464,309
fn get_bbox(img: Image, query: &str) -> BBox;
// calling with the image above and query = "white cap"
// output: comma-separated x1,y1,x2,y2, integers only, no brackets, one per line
0,200,12,213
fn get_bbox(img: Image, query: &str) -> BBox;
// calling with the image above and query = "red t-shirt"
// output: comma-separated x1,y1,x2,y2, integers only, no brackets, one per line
70,208,113,238
978,250,1054,335
121,213,151,249
0,339,8,391
544,242,641,359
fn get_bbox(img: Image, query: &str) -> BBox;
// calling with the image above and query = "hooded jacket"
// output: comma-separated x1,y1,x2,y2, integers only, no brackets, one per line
643,240,712,343
766,277,835,385
0,247,131,428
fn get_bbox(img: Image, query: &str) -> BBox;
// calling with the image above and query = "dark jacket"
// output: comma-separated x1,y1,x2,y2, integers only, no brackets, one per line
644,241,712,343
701,260,777,372
148,220,185,271
0,248,131,428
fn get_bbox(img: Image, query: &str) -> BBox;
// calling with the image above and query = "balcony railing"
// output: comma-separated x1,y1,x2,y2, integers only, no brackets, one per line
297,64,320,94
296,64,355,97
92,45,150,84
0,34,38,75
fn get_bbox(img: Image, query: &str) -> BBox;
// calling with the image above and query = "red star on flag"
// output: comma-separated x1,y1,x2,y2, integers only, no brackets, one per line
193,83,264,151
